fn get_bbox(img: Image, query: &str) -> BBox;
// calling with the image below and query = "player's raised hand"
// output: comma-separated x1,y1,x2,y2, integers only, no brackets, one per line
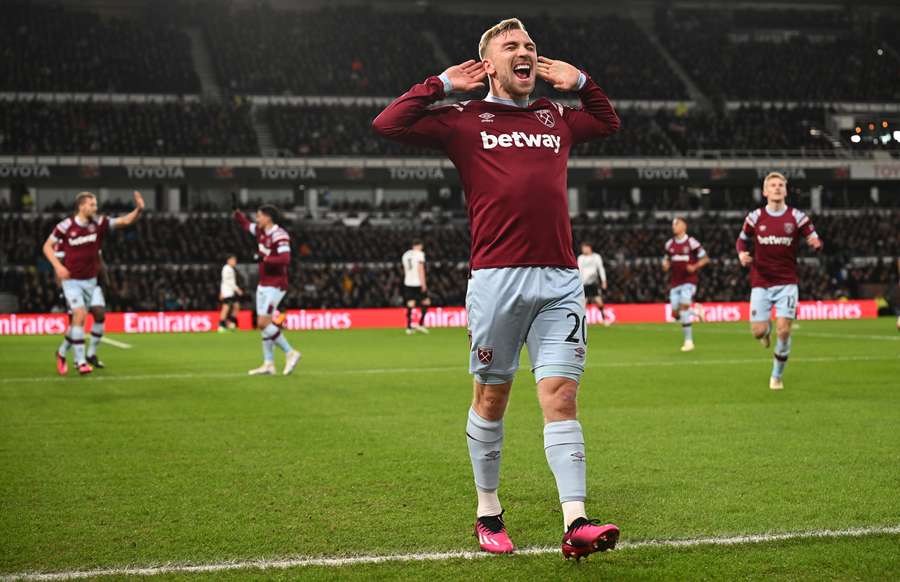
536,56,581,91
738,251,753,267
133,191,145,211
441,60,486,93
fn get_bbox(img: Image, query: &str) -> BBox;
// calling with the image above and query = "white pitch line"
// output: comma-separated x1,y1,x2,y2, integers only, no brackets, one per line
0,355,897,386
99,337,132,349
2,524,898,581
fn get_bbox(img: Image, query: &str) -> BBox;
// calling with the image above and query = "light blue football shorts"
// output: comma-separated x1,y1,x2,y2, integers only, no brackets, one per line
750,284,799,322
256,285,286,316
466,267,587,385
62,278,97,311
669,283,697,312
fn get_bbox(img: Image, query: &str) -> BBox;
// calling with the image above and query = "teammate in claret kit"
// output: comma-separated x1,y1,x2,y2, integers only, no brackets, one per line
662,217,709,352
736,172,823,390
374,17,621,559
234,205,302,376
43,191,144,375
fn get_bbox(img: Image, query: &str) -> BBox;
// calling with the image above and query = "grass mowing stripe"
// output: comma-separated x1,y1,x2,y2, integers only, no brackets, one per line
2,525,897,581
99,337,133,349
1,354,897,385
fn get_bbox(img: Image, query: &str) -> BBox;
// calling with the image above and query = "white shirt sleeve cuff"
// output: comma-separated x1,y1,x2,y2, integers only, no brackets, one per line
438,73,452,95
576,72,587,90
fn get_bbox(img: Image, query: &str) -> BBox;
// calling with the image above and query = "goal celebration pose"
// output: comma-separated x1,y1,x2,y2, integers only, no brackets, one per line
234,205,302,376
43,191,144,375
374,18,621,559
736,172,822,390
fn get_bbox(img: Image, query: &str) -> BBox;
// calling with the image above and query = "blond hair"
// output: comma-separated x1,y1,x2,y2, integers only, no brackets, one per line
74,191,96,209
763,172,787,185
478,18,528,60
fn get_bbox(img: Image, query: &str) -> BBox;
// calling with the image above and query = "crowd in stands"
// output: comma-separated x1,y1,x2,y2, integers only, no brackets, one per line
1,1,198,93
261,104,835,158
0,99,258,155
0,99,850,158
3,212,896,268
7,253,891,314
656,8,900,103
202,4,435,95
3,210,896,312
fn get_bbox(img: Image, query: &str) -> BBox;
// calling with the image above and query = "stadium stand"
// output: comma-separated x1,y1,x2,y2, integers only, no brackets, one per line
0,99,258,155
655,7,900,102
0,1,198,93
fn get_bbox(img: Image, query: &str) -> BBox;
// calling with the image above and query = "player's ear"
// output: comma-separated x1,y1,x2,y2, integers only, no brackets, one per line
482,58,495,76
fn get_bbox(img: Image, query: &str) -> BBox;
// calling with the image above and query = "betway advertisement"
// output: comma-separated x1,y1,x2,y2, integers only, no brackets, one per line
0,300,878,336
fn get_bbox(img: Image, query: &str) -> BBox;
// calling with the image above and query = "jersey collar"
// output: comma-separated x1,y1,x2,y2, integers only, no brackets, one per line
765,205,788,217
674,234,689,243
485,93,530,108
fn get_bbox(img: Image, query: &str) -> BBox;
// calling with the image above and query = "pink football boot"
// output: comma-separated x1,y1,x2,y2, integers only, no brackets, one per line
475,512,515,554
77,362,93,376
561,518,619,560
55,352,68,376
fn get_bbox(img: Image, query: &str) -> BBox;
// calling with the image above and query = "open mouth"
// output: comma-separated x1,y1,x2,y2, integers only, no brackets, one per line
513,63,532,81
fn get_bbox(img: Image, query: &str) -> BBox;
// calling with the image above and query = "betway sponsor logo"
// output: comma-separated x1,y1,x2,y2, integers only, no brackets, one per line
0,314,68,336
480,131,561,154
671,254,690,262
126,166,185,179
124,312,214,333
0,164,50,178
797,301,862,320
757,235,793,246
637,167,689,180
69,233,98,246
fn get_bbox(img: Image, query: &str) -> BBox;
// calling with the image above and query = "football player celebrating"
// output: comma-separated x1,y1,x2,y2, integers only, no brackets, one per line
234,205,301,376
42,191,143,375
736,172,823,390
374,18,621,559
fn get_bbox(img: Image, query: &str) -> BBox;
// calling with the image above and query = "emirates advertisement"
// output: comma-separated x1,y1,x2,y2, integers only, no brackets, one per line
0,300,878,336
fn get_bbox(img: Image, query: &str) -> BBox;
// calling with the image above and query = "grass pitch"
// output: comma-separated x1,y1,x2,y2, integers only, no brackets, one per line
1,319,898,580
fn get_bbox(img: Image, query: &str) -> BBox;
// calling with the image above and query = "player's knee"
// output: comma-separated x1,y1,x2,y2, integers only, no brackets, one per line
538,378,579,420
776,322,792,340
751,323,768,338
71,308,87,326
472,382,511,420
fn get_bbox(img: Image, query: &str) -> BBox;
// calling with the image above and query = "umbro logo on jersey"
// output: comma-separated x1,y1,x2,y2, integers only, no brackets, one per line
534,109,555,128
480,131,561,154
479,112,495,123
